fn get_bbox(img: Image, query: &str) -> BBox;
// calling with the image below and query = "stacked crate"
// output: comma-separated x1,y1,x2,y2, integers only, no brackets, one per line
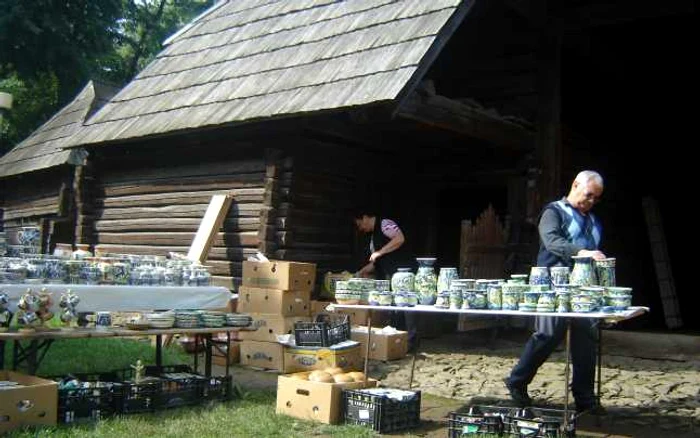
238,261,314,371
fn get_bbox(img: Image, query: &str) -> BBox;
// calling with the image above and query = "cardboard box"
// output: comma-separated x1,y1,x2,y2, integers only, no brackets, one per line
351,328,409,361
243,260,316,292
212,340,241,367
239,314,310,343
276,373,378,424
238,286,311,316
283,341,363,374
310,300,334,315
332,307,390,327
240,341,285,372
0,371,58,433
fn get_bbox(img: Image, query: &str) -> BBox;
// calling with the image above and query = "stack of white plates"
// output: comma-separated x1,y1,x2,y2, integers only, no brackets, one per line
174,310,201,328
146,313,175,329
226,313,253,327
201,311,226,328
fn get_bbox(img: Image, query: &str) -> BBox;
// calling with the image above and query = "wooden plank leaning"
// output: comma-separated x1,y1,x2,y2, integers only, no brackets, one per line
187,194,234,264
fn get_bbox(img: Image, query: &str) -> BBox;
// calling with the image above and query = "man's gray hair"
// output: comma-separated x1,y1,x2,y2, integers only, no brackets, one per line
575,170,603,188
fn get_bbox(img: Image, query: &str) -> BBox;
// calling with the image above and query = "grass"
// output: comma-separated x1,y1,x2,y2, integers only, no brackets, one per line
1,338,377,437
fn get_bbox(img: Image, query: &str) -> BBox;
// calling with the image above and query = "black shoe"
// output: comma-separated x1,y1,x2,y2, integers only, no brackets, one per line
503,378,532,407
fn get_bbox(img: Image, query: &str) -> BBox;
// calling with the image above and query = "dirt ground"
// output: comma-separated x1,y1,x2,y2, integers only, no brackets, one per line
218,327,700,437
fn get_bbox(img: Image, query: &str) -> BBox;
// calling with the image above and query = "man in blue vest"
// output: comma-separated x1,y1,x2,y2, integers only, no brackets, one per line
504,170,606,414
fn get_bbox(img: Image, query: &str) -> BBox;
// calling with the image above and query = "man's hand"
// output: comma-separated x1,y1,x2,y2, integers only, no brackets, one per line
577,249,606,261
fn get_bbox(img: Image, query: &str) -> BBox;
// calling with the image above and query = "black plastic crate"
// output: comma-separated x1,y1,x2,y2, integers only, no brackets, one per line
448,406,512,437
202,375,233,402
294,313,350,347
343,388,421,433
121,364,207,410
504,407,576,438
52,374,124,424
118,379,162,414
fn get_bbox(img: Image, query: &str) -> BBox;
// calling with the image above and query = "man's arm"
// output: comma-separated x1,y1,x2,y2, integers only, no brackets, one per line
539,208,605,260
369,230,405,262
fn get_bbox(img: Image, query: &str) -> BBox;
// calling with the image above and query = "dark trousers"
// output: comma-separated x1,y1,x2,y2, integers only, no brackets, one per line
508,316,598,406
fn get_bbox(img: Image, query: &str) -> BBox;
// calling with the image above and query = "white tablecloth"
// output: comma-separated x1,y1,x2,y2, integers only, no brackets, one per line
328,303,649,323
0,283,232,313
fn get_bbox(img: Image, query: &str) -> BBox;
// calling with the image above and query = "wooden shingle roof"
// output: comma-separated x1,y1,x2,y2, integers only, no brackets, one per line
0,81,118,178
72,0,472,146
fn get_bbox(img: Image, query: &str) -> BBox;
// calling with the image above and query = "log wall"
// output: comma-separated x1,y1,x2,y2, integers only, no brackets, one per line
86,143,270,290
0,166,75,252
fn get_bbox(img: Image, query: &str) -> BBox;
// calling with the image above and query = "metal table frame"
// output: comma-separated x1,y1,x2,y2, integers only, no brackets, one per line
0,326,250,377
329,304,648,430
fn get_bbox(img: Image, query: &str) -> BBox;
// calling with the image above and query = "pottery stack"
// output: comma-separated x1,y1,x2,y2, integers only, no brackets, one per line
238,260,315,372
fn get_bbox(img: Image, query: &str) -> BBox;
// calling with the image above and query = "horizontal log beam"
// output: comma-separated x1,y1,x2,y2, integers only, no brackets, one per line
95,217,260,232
97,231,259,247
96,203,263,220
98,188,265,208
101,173,265,197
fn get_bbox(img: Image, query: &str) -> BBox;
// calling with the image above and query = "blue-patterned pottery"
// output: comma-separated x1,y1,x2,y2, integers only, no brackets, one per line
438,267,459,294
595,258,616,287
487,284,502,310
435,291,450,309
549,266,570,286
529,267,550,285
570,256,597,286
391,268,415,292
509,274,528,284
415,258,437,305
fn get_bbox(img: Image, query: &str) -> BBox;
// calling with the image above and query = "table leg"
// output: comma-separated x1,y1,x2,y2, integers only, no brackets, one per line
204,333,213,377
597,325,603,406
193,335,200,374
563,319,572,431
363,312,372,386
408,314,420,390
12,340,53,375
225,331,230,378
156,334,163,368
0,340,5,370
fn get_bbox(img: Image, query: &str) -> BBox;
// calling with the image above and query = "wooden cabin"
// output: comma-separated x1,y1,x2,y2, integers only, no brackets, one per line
0,81,118,252
1,1,692,328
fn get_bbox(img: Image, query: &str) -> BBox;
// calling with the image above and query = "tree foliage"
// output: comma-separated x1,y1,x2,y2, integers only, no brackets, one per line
0,0,214,153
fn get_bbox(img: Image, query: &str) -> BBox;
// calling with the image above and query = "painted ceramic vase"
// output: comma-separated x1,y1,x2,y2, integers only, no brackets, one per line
45,258,68,283
595,258,616,287
549,266,570,286
391,268,415,292
570,256,597,286
415,258,437,305
487,284,502,310
555,292,572,313
529,267,550,286
437,267,459,294
435,291,450,309
450,288,463,310
18,226,40,247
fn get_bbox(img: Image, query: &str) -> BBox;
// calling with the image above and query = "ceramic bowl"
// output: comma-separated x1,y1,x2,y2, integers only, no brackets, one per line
571,301,594,313
522,291,540,305
608,294,631,310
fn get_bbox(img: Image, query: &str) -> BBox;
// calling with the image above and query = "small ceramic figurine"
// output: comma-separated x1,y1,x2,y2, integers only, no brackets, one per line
131,359,145,382
0,291,12,331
